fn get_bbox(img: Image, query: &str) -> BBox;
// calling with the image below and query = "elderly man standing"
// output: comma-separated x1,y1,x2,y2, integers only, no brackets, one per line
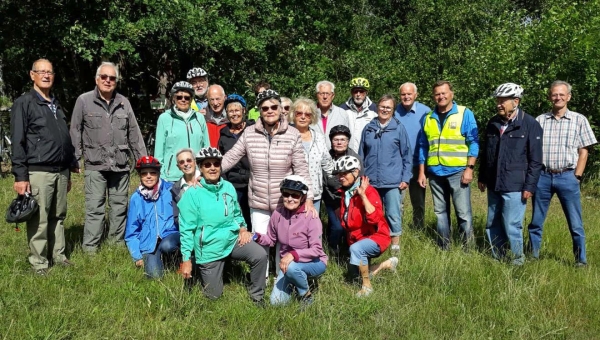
341,78,377,152
418,81,478,250
314,80,349,150
205,84,228,147
187,67,209,115
478,83,543,265
527,81,597,266
11,59,78,274
395,82,431,231
70,61,147,254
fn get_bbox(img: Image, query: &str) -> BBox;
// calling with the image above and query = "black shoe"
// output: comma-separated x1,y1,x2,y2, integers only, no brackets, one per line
252,299,266,308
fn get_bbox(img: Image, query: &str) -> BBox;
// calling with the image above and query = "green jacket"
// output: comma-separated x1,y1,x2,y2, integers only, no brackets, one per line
154,109,210,181
178,177,246,264
247,107,260,121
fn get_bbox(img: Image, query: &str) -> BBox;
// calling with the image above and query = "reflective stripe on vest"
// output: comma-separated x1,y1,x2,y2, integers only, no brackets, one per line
423,105,469,167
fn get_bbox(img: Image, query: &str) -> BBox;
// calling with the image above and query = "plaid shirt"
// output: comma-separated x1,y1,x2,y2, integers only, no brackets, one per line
536,110,597,169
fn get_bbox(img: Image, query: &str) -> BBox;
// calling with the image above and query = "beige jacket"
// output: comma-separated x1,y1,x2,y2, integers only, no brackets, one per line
222,117,314,212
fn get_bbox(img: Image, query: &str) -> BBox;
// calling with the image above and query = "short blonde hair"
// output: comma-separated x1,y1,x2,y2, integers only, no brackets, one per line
291,97,318,125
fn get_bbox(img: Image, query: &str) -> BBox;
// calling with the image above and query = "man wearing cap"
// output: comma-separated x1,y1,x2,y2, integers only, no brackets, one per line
187,67,209,115
341,77,377,152
314,80,350,150
478,83,543,265
71,61,147,254
527,80,597,266
394,82,431,231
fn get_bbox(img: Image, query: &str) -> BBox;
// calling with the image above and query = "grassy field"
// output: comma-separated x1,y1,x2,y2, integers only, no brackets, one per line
1,173,600,340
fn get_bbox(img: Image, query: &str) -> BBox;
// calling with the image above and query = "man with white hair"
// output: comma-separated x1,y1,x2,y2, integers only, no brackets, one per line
394,82,431,231
314,80,350,149
70,61,147,254
206,84,228,147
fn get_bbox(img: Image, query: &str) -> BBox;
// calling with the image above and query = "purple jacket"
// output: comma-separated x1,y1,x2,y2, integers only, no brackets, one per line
256,205,328,265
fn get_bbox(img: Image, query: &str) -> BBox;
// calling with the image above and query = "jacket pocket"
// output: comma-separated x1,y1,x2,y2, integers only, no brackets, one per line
114,113,128,130
115,144,130,166
83,144,104,165
84,112,105,129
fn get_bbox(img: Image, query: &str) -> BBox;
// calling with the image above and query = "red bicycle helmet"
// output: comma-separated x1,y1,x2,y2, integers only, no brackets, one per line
135,156,161,171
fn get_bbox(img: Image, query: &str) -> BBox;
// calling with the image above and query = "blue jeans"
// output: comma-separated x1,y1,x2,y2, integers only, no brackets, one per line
376,187,404,236
527,170,586,264
325,204,344,251
270,259,326,305
485,191,526,265
313,199,321,213
429,171,473,250
349,238,381,266
143,232,181,279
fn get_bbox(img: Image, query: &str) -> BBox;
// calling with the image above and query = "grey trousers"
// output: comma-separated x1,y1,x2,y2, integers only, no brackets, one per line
82,170,129,252
27,170,69,269
407,166,426,230
198,241,268,301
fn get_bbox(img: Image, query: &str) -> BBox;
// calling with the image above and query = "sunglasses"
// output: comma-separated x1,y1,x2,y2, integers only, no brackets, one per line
140,171,158,176
202,160,221,168
176,95,191,101
283,106,290,111
295,111,312,118
177,158,193,165
99,74,117,82
281,191,302,199
261,105,279,112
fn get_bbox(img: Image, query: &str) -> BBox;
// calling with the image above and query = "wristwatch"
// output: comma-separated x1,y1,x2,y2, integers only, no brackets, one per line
575,174,582,181
466,164,475,170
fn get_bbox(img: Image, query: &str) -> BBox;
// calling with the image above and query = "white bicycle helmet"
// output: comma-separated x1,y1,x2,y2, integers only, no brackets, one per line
195,147,223,161
186,67,208,80
492,83,524,98
333,156,361,174
171,81,194,96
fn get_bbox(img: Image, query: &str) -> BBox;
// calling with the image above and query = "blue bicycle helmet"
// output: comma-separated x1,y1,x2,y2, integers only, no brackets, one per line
224,94,247,108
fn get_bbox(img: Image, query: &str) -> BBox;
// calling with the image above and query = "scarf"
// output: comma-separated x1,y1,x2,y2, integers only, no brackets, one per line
139,179,162,201
343,177,361,208
174,107,193,121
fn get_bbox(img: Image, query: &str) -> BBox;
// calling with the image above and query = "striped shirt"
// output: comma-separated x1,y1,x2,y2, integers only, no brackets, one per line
536,110,597,169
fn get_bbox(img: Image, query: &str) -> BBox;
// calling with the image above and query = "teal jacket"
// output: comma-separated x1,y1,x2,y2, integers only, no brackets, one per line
154,109,210,181
178,177,246,264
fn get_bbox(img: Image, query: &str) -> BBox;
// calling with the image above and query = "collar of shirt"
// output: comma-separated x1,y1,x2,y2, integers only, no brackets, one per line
34,91,55,104
545,109,573,120
397,102,417,115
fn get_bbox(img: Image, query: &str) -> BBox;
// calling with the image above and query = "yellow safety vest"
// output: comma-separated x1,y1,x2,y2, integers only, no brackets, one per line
423,105,469,167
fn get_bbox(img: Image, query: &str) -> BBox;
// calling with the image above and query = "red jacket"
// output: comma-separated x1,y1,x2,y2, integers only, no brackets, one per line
207,122,226,147
339,185,391,253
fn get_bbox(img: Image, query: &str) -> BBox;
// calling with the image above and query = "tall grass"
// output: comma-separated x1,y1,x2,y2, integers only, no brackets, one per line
0,174,599,339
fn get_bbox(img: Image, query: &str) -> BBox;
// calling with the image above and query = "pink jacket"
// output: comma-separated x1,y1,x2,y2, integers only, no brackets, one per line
256,205,328,265
221,116,314,211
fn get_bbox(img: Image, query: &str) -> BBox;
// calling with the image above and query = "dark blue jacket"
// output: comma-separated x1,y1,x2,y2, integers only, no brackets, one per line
359,117,412,188
478,108,543,193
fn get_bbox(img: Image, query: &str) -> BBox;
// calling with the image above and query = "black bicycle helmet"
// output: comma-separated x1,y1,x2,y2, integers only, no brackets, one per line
256,89,280,108
196,147,223,162
6,193,39,223
280,175,309,195
333,156,361,174
329,124,352,141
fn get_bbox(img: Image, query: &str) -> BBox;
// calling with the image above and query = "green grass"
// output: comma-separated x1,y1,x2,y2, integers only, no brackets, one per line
1,174,600,339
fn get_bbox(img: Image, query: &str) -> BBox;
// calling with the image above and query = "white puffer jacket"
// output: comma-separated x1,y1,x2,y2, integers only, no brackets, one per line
302,127,334,200
222,116,314,212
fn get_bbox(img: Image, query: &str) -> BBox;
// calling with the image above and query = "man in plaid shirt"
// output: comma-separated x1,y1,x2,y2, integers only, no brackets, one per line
527,80,597,266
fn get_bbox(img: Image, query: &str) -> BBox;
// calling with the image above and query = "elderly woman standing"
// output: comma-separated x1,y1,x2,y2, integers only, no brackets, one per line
218,94,254,230
254,175,327,306
292,97,334,212
154,81,210,182
222,89,317,279
359,94,412,255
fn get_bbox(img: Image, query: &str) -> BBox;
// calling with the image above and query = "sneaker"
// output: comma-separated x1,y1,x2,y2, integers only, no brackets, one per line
390,245,400,256
252,299,266,308
356,286,373,298
34,268,48,276
575,262,588,268
299,293,314,311
389,256,399,273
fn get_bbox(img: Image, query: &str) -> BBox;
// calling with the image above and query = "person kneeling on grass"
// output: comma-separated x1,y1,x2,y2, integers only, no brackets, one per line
335,156,398,297
125,156,181,279
178,147,268,304
254,175,328,307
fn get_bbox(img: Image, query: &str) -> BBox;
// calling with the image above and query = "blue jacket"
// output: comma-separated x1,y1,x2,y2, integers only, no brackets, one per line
125,180,180,261
359,117,413,188
478,108,543,193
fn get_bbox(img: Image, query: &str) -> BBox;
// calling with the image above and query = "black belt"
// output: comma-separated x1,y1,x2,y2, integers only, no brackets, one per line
542,166,573,174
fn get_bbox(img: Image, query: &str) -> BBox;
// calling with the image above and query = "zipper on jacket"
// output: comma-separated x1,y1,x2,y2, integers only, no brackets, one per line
167,155,173,176
199,225,205,258
153,202,160,240
223,193,228,216
187,122,191,147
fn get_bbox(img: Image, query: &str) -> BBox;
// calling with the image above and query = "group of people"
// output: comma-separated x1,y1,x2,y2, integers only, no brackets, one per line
10,58,597,307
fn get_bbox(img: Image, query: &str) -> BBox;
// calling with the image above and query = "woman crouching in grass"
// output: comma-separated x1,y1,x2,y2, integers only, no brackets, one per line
254,175,328,307
334,156,398,297
125,156,181,279
178,147,268,305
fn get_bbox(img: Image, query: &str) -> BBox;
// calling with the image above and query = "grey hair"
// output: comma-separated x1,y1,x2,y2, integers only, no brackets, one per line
315,80,336,93
399,82,418,94
31,58,52,71
549,80,572,95
95,62,119,80
176,148,194,160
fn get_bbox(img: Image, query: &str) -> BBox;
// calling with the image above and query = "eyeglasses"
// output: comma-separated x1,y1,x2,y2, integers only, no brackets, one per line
191,80,207,86
295,111,312,118
99,74,117,82
32,70,55,76
282,191,302,199
352,89,366,94
317,92,333,97
378,106,393,112
283,106,290,111
140,171,158,176
260,105,279,112
332,138,348,143
176,95,191,101
177,158,193,165
202,160,221,168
